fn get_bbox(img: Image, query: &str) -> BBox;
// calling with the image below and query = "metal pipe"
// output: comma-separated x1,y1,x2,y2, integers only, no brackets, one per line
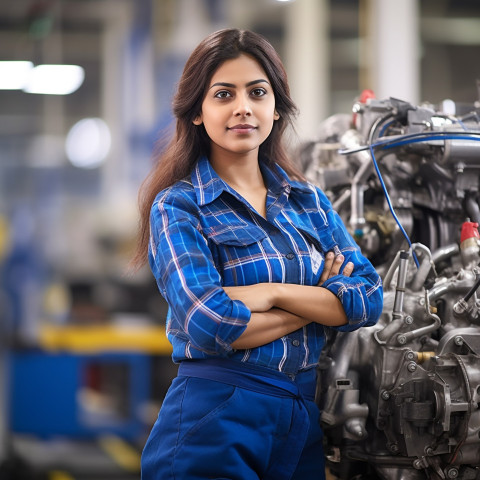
392,251,410,319
375,251,410,344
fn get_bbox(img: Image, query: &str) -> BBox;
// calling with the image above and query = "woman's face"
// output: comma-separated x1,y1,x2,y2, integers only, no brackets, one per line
193,53,279,161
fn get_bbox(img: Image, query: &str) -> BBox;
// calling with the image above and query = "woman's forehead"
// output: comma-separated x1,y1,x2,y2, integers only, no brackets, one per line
209,54,269,87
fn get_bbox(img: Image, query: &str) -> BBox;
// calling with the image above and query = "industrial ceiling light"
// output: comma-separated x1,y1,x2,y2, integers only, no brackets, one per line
65,118,111,169
23,64,85,95
0,61,34,89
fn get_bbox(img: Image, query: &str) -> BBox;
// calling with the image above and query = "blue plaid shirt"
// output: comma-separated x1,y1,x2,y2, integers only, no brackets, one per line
148,156,382,375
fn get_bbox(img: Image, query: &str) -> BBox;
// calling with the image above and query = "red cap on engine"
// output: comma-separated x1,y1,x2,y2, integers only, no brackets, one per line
460,221,480,243
353,89,376,128
359,89,375,104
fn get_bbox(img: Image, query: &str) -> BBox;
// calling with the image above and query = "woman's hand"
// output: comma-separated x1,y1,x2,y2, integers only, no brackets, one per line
223,284,274,312
318,251,354,286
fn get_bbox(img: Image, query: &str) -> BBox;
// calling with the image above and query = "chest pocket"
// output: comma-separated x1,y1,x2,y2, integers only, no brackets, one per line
203,225,268,285
205,225,267,247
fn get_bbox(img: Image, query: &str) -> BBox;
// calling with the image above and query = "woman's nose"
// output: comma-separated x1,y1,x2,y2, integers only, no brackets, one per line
233,95,252,116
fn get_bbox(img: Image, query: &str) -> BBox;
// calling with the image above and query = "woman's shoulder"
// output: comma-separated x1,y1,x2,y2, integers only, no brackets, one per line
151,177,199,216
154,177,194,202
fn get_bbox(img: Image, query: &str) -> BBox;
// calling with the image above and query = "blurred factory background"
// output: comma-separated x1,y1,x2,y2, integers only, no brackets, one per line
1,0,480,479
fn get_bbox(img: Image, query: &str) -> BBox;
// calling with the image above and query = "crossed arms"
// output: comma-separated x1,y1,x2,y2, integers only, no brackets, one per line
228,252,354,349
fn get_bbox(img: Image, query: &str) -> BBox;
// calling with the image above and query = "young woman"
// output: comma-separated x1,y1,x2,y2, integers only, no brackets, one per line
132,28,383,480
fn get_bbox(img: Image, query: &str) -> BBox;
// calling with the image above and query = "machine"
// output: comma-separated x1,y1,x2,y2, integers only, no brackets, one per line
303,89,480,479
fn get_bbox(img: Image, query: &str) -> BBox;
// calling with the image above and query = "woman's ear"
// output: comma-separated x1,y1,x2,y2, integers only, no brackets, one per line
274,110,280,120
193,114,203,125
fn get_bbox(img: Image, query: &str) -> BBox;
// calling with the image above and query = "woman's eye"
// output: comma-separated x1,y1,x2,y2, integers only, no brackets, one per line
214,90,231,99
251,88,266,97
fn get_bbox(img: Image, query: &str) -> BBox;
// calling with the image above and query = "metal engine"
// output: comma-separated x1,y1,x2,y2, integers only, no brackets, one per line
303,91,480,479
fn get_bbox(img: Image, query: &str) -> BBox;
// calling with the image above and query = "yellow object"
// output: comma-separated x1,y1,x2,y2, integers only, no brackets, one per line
49,471,75,480
98,434,141,472
0,214,10,260
416,351,435,363
39,323,172,354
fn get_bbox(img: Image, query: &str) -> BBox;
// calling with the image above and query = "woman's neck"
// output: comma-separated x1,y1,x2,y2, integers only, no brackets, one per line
209,151,265,191
209,150,268,218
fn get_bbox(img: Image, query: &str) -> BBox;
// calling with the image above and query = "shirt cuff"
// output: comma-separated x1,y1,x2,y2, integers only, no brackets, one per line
321,276,372,332
215,299,251,354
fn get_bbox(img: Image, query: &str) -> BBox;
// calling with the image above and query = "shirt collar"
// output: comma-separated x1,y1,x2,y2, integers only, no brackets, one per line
191,155,312,206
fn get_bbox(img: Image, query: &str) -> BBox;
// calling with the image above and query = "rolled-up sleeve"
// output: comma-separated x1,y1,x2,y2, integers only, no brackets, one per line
148,191,251,356
317,188,383,332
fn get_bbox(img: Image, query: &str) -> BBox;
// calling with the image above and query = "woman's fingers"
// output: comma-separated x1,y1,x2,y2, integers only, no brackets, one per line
319,251,335,284
330,254,345,276
343,261,354,277
318,252,354,286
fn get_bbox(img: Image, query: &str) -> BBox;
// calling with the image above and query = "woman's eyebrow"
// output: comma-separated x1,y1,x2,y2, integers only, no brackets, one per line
246,79,269,87
209,79,270,89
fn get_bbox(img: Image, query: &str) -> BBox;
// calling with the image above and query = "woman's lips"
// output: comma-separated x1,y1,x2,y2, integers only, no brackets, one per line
228,124,257,133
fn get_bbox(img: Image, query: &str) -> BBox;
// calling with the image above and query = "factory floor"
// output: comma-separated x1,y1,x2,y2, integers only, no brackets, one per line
1,434,143,480
2,435,340,480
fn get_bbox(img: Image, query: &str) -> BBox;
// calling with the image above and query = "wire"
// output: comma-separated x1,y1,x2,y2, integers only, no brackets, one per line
368,144,420,268
380,133,480,151
339,129,480,269
378,120,394,137
368,112,395,145
340,130,480,155
462,274,480,302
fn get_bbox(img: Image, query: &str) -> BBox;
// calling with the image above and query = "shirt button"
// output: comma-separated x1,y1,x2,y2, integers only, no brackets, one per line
292,339,300,347
286,253,295,260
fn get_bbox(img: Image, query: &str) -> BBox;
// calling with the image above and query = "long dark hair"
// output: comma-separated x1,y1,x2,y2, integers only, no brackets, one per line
131,28,304,269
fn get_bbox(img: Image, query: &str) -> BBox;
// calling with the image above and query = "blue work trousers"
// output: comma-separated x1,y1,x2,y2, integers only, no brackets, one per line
141,359,325,480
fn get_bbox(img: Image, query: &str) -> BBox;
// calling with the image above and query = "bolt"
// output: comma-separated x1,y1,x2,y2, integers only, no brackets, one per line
419,297,425,306
425,447,434,456
405,351,415,360
446,467,459,479
413,459,424,470
389,443,399,453
398,335,407,345
381,390,391,400
407,362,417,372
454,336,463,346
404,315,413,325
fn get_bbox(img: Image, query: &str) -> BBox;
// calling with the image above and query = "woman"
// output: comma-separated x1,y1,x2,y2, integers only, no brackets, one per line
132,28,383,480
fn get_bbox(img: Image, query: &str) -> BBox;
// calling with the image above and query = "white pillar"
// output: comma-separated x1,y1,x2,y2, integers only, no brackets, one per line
101,5,131,200
285,0,329,140
367,0,420,104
